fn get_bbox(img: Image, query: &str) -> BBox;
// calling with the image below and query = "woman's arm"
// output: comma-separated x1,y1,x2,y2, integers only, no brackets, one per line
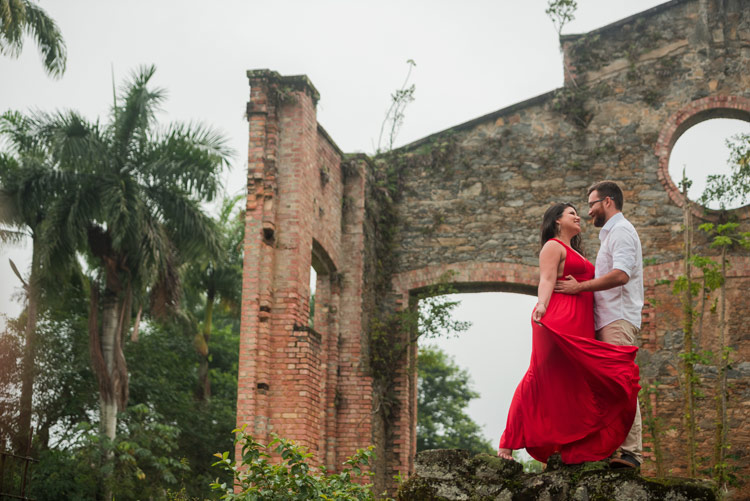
533,241,564,324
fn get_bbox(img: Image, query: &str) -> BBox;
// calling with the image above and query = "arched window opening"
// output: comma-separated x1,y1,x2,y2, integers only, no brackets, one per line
668,118,750,210
417,291,538,467
309,266,317,329
309,239,336,331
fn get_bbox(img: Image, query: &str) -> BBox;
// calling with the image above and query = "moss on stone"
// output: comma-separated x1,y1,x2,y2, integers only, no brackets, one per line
396,475,444,501
398,450,717,501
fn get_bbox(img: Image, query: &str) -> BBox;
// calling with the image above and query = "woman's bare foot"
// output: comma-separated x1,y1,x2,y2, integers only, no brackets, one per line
498,448,514,460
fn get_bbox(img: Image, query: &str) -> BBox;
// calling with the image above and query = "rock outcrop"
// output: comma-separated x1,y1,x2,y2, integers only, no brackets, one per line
397,450,716,501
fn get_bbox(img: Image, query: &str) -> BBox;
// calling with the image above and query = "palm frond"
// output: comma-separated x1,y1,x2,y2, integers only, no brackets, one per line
135,209,171,277
0,134,64,237
38,173,97,275
211,262,243,309
142,121,233,201
21,0,66,78
5,157,49,226
112,64,165,157
0,110,39,154
99,173,141,252
0,0,65,77
144,184,220,261
149,248,181,320
218,193,244,225
0,0,26,54
33,110,107,171
0,226,27,245
0,152,21,187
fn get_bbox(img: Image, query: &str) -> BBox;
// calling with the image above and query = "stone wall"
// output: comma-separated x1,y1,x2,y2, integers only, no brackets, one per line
238,0,750,492
386,0,750,485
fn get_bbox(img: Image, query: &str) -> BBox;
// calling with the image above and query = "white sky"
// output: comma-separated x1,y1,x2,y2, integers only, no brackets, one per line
2,0,747,453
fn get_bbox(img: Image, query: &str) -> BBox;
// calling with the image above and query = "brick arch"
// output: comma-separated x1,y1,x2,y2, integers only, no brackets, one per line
389,261,538,476
392,262,538,305
654,95,750,220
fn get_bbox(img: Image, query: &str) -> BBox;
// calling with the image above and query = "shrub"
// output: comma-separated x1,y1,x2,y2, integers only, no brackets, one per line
211,426,381,500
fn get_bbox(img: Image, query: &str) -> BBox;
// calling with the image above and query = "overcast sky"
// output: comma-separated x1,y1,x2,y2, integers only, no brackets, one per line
2,0,748,454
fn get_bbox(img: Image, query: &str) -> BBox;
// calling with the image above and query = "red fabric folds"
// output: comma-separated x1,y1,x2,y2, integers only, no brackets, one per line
498,239,640,464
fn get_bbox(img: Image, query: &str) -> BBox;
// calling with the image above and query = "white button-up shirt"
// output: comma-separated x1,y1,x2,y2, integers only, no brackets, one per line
593,212,644,330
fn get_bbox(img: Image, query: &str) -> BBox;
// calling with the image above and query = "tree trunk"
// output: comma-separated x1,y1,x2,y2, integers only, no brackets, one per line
196,294,214,401
16,244,39,455
714,246,728,486
92,288,129,501
681,183,696,478
98,295,121,441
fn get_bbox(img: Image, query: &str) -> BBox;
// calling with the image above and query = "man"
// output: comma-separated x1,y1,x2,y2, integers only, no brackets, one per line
554,180,644,470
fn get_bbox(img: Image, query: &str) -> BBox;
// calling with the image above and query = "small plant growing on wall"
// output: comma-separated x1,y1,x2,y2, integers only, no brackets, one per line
375,60,417,154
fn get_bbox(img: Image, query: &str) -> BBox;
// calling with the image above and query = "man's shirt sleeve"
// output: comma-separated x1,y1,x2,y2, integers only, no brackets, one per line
609,227,638,277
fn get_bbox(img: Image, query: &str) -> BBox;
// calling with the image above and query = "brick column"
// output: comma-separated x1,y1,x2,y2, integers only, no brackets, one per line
336,158,373,468
238,71,324,454
237,70,281,445
269,75,321,453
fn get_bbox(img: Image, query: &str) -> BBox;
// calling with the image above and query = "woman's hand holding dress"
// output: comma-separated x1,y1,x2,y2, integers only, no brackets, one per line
532,303,546,324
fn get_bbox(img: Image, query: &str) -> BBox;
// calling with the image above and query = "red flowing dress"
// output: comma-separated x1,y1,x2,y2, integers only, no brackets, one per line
498,238,640,464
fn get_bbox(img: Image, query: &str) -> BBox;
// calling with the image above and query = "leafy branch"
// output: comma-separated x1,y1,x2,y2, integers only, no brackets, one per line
700,133,750,210
545,0,578,36
376,60,416,154
211,426,382,500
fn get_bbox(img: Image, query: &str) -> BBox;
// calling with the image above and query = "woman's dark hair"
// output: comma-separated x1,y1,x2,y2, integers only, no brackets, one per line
540,203,584,256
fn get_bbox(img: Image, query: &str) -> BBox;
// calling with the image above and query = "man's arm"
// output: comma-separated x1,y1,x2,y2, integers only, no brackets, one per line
556,225,638,295
554,269,629,295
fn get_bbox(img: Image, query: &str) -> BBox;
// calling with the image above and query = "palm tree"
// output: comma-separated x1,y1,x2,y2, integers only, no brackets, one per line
0,113,47,455
0,0,66,78
36,65,232,448
0,110,66,455
183,194,243,401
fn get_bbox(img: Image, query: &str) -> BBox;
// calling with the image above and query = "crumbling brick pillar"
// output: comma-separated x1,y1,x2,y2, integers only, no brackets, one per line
238,71,373,473
238,70,322,454
335,158,374,468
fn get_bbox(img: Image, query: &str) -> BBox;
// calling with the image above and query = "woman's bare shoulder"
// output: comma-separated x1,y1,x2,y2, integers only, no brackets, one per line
540,239,566,256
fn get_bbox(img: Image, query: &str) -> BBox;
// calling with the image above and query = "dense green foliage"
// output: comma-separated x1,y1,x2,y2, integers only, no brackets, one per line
701,133,750,209
0,297,240,499
417,345,494,455
211,427,382,501
0,65,239,499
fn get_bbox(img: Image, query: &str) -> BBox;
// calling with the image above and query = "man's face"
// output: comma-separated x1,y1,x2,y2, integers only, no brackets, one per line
588,190,607,227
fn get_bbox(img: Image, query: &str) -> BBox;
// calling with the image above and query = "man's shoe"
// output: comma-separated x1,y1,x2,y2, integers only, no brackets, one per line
609,452,640,470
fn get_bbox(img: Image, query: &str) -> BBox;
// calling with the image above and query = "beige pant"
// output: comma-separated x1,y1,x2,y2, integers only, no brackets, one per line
596,319,642,464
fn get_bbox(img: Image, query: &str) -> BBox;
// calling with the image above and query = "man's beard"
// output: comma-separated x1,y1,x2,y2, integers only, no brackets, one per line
593,214,606,227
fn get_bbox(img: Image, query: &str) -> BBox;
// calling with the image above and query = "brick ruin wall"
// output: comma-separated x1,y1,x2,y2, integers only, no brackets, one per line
238,73,374,472
238,0,750,490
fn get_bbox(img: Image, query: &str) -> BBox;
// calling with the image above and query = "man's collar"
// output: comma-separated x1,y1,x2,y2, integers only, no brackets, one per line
599,212,624,240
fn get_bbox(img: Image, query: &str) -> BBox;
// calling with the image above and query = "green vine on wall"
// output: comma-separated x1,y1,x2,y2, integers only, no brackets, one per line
365,134,469,489
639,379,665,477
551,86,593,128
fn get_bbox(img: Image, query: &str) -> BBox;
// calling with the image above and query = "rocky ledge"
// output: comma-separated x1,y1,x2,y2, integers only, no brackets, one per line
397,450,716,501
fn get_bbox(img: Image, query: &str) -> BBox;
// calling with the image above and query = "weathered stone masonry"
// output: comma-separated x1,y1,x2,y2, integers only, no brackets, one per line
238,0,750,490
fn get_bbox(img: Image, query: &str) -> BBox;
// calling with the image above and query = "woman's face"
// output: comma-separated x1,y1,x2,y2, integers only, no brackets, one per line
557,206,581,236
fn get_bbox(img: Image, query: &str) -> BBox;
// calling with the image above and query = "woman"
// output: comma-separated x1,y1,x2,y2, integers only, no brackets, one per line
497,203,640,464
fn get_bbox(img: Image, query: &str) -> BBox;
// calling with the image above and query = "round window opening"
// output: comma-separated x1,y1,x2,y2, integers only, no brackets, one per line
668,118,750,210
